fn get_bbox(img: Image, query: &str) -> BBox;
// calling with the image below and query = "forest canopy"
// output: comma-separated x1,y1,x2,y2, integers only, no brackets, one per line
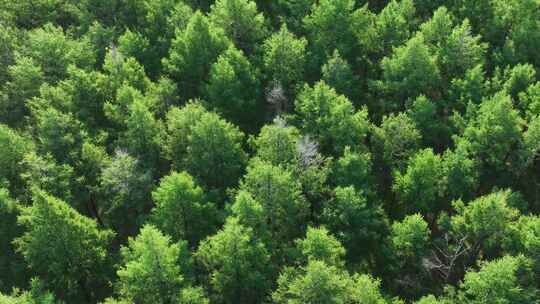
1,0,540,303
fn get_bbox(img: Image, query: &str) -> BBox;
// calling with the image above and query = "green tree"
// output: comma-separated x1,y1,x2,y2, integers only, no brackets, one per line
391,214,430,260
1,0,79,29
388,214,431,297
321,50,358,101
251,117,300,167
499,64,536,101
296,226,346,268
519,82,540,120
262,25,307,95
164,103,247,196
19,152,77,205
32,106,86,165
116,225,192,304
393,148,446,215
151,171,219,247
489,0,540,67
449,190,521,260
455,92,524,181
441,146,478,202
14,190,114,303
503,216,540,271
407,95,449,149
230,190,268,240
420,7,486,80
115,0,192,78
448,65,488,112
372,112,421,170
204,46,260,130
372,0,417,57
274,0,314,32
376,35,440,112
240,159,309,249
184,111,247,195
209,0,267,54
0,24,20,84
22,24,95,83
100,150,153,239
303,0,358,68
0,278,61,304
120,99,162,172
0,57,44,127
102,50,151,95
196,218,272,304
332,147,372,193
57,66,109,131
295,81,370,154
164,12,230,100
322,186,388,263
164,102,207,168
0,124,34,195
0,189,28,292
459,255,537,304
273,260,386,304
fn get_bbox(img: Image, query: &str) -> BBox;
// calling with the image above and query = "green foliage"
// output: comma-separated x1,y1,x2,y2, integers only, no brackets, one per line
322,186,388,262
450,190,521,257
296,226,346,268
151,171,219,247
100,150,153,238
376,35,440,111
0,124,33,194
303,0,357,68
205,46,260,129
441,146,478,201
373,112,421,169
0,189,28,292
196,219,272,303
164,103,247,195
0,278,61,304
455,92,524,177
407,95,449,149
372,0,416,57
3,2,540,303
164,102,207,166
32,106,86,165
209,0,267,54
321,50,357,101
332,146,372,193
262,25,307,93
120,99,161,171
20,152,77,204
164,12,230,100
22,24,95,82
0,57,44,127
393,149,445,214
116,225,191,304
391,214,430,258
295,81,370,154
183,110,247,193
504,216,540,269
251,118,300,167
240,159,309,249
388,214,432,297
15,190,114,302
420,7,487,80
459,255,538,303
273,260,386,304
1,0,79,29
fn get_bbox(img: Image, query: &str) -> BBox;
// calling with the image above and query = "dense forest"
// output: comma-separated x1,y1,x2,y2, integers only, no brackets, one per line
1,0,540,303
